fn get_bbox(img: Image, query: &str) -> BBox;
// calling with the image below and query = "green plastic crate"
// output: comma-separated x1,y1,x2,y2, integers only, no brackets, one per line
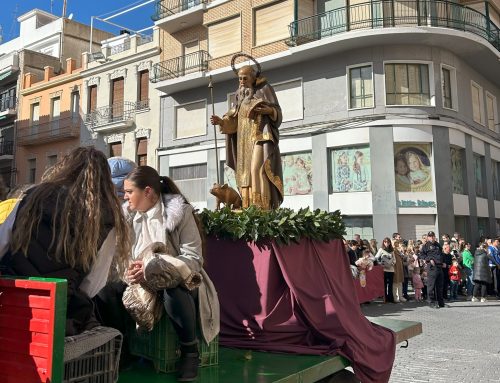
129,315,218,373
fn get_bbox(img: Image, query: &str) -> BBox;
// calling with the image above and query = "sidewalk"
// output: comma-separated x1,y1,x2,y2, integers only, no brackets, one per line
361,296,500,382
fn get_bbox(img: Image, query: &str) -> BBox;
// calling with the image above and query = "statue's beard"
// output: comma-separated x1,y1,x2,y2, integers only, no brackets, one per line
237,85,254,105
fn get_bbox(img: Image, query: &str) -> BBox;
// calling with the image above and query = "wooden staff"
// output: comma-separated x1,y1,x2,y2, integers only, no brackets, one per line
208,75,220,185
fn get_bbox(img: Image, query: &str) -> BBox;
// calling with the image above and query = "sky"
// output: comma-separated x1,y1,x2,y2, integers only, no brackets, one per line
0,0,157,43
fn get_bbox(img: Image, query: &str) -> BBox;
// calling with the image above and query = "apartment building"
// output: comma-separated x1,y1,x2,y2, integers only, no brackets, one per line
16,58,84,184
150,0,500,245
0,8,112,187
80,28,161,167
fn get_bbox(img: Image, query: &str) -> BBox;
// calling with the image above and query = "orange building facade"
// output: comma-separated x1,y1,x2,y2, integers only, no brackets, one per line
16,57,84,184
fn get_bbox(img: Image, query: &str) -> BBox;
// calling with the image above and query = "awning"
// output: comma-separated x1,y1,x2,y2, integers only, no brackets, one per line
0,70,12,82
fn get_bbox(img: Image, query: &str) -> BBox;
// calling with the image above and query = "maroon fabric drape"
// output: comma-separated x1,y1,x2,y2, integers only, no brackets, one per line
205,238,396,383
355,265,385,304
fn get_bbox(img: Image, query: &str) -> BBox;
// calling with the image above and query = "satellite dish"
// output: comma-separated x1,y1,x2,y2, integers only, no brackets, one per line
68,13,74,20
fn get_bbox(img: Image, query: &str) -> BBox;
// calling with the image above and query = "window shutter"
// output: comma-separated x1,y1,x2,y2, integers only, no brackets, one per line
254,1,293,46
471,84,481,123
139,71,149,102
112,78,124,106
175,101,206,138
89,85,97,112
274,79,303,121
208,16,241,58
110,142,122,157
137,138,148,155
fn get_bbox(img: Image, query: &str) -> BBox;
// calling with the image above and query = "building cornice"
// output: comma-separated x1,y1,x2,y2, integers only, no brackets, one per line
81,47,160,78
20,72,82,95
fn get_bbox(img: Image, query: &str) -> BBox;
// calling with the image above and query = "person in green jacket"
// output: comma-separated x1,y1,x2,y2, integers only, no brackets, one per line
461,242,474,296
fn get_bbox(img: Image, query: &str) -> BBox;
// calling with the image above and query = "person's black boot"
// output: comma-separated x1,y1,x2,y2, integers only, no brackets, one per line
177,342,199,382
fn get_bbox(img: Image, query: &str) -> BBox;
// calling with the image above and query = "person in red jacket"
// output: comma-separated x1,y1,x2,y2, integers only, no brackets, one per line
448,258,461,300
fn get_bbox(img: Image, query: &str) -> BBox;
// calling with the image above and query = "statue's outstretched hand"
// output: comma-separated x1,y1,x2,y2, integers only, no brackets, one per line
210,115,223,126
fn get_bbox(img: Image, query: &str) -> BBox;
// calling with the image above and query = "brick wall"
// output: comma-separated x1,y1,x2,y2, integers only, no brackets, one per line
158,0,293,70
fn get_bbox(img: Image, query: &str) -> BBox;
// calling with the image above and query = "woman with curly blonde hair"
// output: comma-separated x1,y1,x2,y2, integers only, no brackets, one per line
0,146,130,335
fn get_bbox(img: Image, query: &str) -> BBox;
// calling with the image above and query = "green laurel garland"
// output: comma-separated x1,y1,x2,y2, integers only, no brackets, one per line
198,206,345,246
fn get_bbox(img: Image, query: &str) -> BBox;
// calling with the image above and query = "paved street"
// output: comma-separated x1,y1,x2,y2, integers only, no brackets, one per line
361,296,500,383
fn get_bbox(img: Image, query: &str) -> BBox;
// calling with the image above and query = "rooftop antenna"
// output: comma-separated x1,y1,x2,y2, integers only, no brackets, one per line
0,25,3,45
62,0,68,18
50,0,54,13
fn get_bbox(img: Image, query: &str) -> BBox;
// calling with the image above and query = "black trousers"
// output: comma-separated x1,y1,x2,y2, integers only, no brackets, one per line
426,265,444,307
384,272,394,303
94,282,198,350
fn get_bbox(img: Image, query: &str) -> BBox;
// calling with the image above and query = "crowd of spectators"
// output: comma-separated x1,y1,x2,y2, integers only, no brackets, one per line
345,231,500,307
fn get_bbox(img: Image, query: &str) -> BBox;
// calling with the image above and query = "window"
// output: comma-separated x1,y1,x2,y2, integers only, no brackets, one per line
175,100,206,139
492,160,500,200
450,146,466,195
51,97,60,133
137,137,148,166
47,154,58,169
208,16,241,59
109,142,122,157
471,81,484,124
254,1,293,46
31,103,40,126
170,163,207,202
486,92,497,132
282,152,312,195
385,63,430,105
88,85,97,113
330,146,371,192
138,70,149,109
71,91,80,122
0,87,15,111
111,77,124,119
274,79,303,121
349,65,373,109
474,154,485,197
30,102,40,135
28,158,36,183
343,216,373,241
442,67,452,109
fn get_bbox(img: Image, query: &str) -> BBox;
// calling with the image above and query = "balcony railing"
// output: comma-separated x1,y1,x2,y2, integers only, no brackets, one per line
0,96,16,113
109,40,131,56
0,140,13,156
287,0,500,52
17,117,80,146
152,0,207,20
84,102,136,128
136,99,150,111
151,50,209,83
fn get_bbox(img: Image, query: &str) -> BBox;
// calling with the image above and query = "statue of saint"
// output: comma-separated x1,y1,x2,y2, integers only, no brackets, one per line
210,57,283,210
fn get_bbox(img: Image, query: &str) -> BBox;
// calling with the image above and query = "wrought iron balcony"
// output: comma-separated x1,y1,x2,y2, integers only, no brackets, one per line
152,0,207,21
0,140,13,156
17,117,80,146
287,0,500,52
0,96,16,115
151,50,209,83
84,102,136,129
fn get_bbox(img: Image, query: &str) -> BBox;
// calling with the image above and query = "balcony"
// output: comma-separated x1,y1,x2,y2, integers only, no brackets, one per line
17,117,80,146
152,0,207,33
0,96,16,117
151,50,209,91
84,102,136,133
0,140,13,158
287,0,500,53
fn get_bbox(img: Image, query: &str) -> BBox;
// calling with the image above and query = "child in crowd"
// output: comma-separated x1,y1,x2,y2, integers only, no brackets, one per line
449,258,461,300
411,254,424,301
